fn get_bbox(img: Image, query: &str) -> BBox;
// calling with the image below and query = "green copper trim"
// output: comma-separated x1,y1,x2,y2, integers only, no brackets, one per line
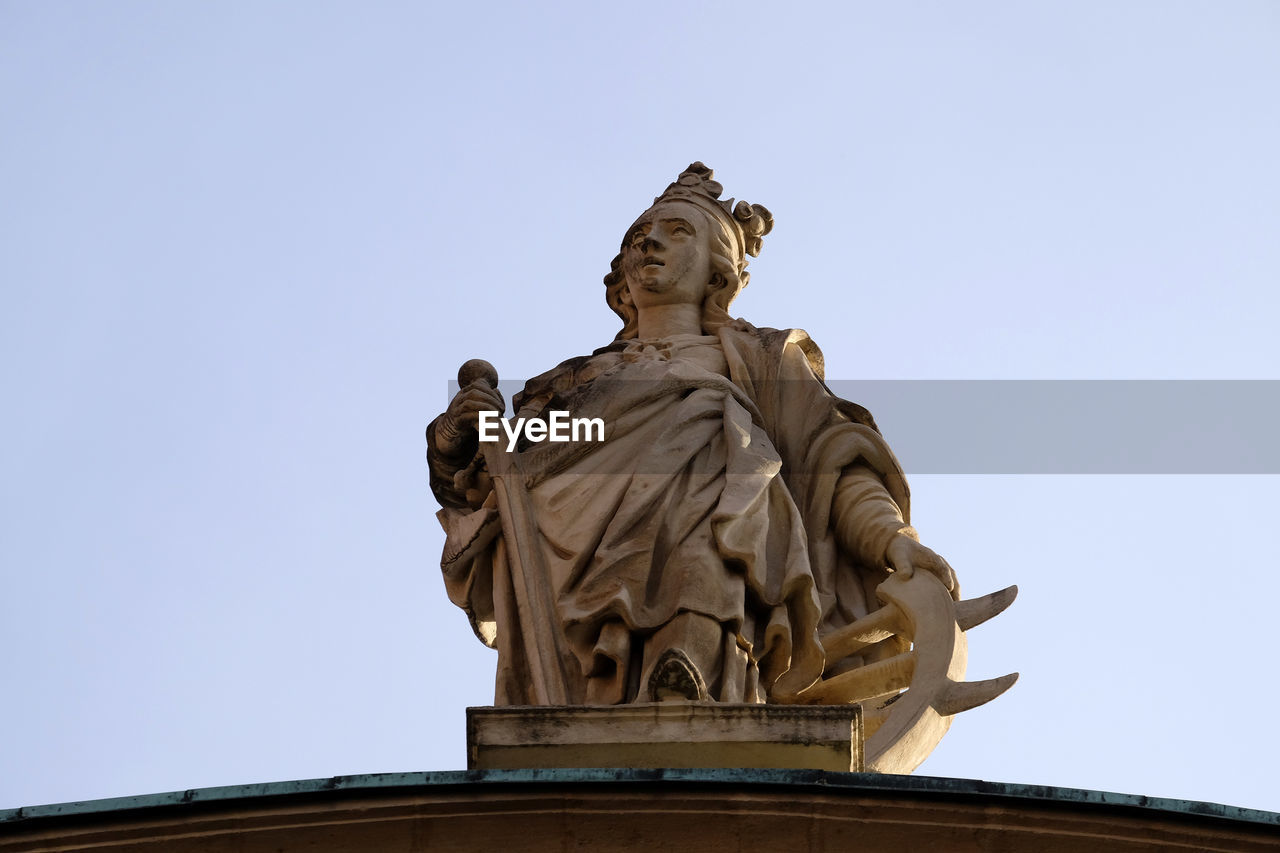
3,769,1277,829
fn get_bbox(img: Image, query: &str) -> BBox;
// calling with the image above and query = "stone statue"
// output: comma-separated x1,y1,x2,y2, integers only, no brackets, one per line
427,164,1016,772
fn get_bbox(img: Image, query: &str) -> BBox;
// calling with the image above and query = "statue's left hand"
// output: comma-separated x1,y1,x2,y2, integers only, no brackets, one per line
886,536,960,600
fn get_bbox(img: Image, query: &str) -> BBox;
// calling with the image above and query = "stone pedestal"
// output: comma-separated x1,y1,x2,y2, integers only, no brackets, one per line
466,703,863,772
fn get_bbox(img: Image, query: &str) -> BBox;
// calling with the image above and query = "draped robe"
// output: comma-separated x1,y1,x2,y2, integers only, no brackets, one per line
430,321,912,705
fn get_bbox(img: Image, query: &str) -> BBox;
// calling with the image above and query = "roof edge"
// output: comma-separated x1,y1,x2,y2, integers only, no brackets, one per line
3,769,1277,829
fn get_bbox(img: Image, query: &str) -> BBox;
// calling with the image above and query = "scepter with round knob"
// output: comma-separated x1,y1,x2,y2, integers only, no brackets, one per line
458,358,499,391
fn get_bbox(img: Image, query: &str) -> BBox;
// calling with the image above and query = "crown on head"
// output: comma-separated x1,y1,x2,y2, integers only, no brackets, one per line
649,162,774,258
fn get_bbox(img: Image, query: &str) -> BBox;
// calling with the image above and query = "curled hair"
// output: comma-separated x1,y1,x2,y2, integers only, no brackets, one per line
603,211,750,340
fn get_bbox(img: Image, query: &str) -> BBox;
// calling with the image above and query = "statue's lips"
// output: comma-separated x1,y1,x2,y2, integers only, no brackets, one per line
641,258,664,267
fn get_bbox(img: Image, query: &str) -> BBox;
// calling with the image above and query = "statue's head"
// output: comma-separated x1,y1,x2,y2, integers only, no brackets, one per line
604,163,773,339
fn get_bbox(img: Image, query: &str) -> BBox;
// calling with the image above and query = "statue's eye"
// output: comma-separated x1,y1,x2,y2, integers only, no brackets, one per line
628,229,648,246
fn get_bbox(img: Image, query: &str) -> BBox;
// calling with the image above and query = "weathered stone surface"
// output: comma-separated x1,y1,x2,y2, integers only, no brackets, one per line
426,163,1018,772
467,703,864,772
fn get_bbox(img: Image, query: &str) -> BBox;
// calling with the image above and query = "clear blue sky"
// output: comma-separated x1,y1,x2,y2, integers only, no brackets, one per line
3,1,1279,813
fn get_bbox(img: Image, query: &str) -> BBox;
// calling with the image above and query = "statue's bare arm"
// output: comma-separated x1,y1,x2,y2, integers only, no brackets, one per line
831,465,958,598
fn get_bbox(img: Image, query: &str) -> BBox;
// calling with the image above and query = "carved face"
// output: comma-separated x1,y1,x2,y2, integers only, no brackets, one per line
621,201,715,311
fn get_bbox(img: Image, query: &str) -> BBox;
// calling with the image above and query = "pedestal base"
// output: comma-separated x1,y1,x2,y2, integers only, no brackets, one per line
466,703,863,772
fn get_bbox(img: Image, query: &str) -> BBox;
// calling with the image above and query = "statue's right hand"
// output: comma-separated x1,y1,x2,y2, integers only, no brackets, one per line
435,381,506,458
